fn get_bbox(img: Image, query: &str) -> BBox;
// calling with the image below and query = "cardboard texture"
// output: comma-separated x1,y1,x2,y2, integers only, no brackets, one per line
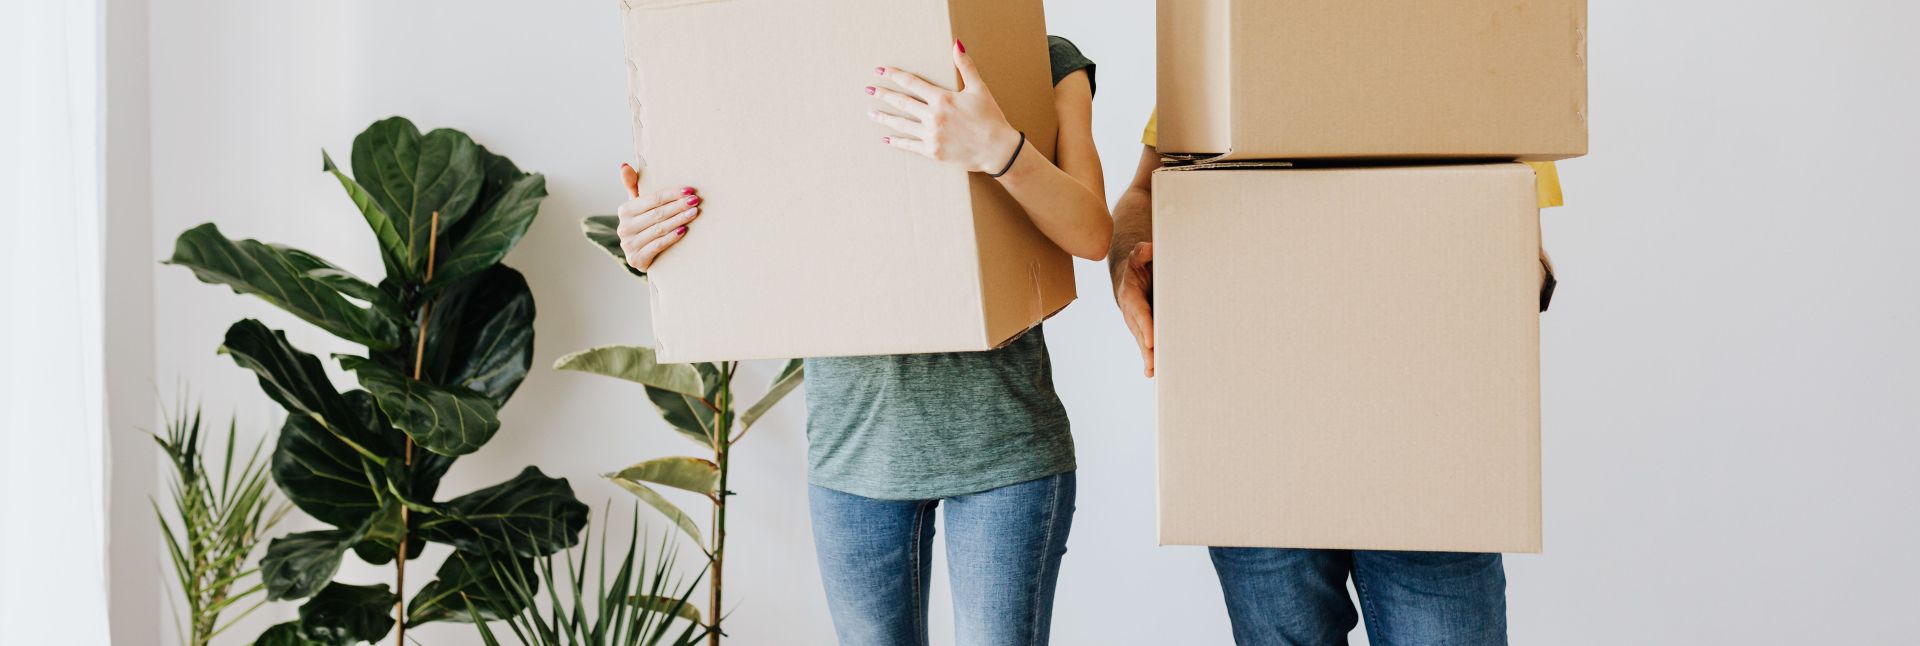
1154,163,1544,553
1157,0,1589,162
621,0,1072,362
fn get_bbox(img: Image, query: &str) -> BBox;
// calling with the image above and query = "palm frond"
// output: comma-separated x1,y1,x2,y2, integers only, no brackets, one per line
153,394,285,646
468,508,708,646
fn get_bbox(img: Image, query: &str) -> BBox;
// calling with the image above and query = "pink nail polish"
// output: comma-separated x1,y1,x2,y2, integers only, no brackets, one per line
882,136,892,144
956,39,966,54
875,66,887,75
865,86,876,95
687,195,702,207
682,186,695,196
674,226,688,236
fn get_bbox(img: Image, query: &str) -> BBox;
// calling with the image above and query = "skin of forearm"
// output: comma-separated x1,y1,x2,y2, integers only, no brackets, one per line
997,145,1113,260
1109,189,1153,286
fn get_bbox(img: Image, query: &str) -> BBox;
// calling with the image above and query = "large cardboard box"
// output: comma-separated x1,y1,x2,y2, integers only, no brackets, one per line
1157,0,1589,162
1154,163,1545,553
621,0,1072,362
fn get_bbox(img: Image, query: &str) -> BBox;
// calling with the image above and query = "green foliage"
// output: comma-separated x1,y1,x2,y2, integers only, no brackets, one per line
559,223,810,644
170,116,587,646
581,215,644,279
155,398,291,646
608,458,721,497
469,512,707,646
297,583,399,644
420,467,594,558
168,225,407,351
340,356,503,457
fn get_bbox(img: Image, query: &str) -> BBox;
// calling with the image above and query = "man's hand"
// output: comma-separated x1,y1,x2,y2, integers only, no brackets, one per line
1114,241,1155,377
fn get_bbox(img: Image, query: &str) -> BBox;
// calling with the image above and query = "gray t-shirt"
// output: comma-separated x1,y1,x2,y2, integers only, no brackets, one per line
803,37,1095,501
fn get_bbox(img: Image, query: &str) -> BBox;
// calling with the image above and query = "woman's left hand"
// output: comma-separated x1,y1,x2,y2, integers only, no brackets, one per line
868,40,1024,174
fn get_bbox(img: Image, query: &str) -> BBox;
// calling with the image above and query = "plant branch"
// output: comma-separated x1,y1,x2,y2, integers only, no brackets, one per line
395,210,442,646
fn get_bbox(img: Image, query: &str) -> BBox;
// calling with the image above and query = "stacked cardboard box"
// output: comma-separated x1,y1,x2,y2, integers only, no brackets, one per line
621,0,1069,363
1154,0,1589,553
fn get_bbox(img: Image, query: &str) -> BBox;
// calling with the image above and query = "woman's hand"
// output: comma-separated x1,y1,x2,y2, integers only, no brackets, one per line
615,163,701,272
868,40,1024,174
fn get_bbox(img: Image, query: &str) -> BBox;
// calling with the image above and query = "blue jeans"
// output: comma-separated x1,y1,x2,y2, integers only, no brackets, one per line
808,473,1076,646
1210,548,1508,646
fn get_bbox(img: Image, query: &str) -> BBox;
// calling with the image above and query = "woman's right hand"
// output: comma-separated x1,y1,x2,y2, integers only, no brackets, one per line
615,163,702,272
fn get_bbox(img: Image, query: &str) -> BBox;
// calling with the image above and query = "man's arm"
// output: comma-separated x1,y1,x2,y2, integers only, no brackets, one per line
1110,146,1163,376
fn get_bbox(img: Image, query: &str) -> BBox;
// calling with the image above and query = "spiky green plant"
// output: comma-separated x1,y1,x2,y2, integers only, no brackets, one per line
154,397,291,646
469,509,708,646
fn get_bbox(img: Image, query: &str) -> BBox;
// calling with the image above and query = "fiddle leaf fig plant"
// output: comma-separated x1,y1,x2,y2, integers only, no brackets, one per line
558,221,807,645
166,116,588,646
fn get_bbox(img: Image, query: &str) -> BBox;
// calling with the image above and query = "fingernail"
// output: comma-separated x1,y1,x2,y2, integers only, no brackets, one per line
682,186,696,196
621,163,632,170
687,195,702,207
865,86,877,95
868,110,879,119
674,226,688,236
875,66,887,75
956,39,966,54
882,136,892,144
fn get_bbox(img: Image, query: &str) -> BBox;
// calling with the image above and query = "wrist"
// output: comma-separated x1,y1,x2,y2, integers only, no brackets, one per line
977,125,1023,174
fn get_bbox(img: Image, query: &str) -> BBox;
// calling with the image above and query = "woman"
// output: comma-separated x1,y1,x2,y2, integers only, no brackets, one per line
613,37,1108,646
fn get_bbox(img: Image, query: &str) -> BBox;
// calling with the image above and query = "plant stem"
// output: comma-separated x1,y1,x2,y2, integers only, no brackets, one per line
396,212,443,646
708,362,735,646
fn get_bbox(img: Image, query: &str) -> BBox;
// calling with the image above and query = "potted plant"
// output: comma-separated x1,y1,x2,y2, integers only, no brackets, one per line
167,117,588,645
553,216,806,645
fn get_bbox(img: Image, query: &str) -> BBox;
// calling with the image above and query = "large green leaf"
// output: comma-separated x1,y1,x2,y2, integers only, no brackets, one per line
220,320,386,458
553,345,704,398
660,362,730,448
171,225,406,350
421,265,536,404
297,582,397,645
406,450,456,504
254,621,334,646
289,248,405,318
322,151,409,284
420,467,587,557
646,387,718,449
271,413,381,529
556,346,721,448
347,117,484,282
608,478,704,546
405,549,536,626
433,149,546,286
607,457,719,496
340,357,501,457
582,215,645,278
261,528,362,601
741,359,804,430
348,497,423,566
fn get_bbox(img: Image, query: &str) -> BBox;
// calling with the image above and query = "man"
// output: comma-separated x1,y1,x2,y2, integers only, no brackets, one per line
1109,112,1562,646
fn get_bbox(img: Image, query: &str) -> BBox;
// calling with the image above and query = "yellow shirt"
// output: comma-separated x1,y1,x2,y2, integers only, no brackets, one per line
1141,111,1564,208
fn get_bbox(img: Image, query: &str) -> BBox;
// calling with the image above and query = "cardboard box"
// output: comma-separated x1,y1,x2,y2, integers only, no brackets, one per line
621,0,1072,362
1154,163,1545,553
1157,0,1589,162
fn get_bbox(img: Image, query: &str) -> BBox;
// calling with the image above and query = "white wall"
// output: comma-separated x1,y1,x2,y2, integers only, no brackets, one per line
136,1,1920,644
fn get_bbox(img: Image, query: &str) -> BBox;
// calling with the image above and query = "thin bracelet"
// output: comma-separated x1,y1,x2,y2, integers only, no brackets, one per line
988,131,1027,179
